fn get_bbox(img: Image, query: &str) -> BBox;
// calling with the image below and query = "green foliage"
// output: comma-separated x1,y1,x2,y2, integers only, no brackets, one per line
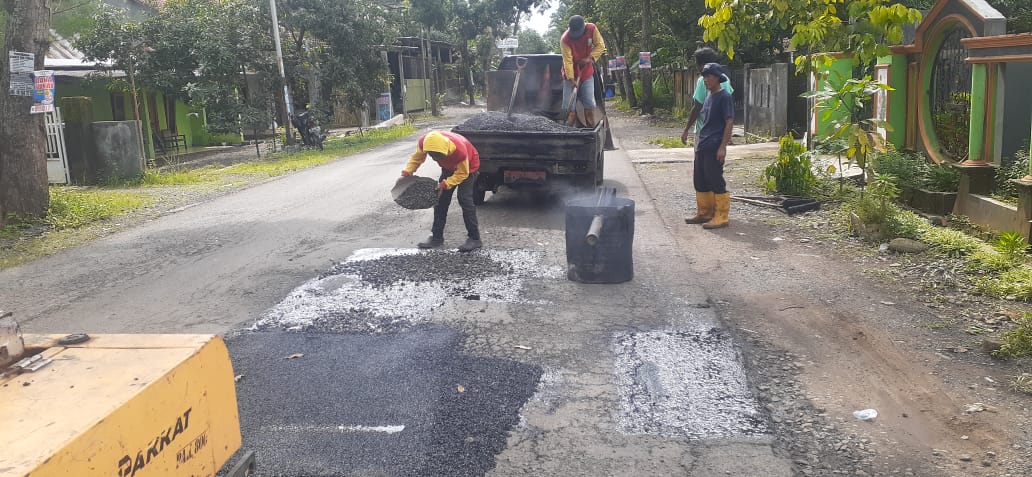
515,29,552,54
873,149,958,192
763,135,817,197
995,314,1032,358
994,148,1030,200
921,226,984,258
992,231,1028,262
884,208,929,240
923,164,960,192
208,133,245,146
874,149,928,189
806,73,894,175
45,188,151,230
966,249,1015,274
932,92,970,160
699,0,922,66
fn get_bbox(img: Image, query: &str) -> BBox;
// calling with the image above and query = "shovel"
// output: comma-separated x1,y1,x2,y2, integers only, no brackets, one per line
566,63,589,126
507,57,528,119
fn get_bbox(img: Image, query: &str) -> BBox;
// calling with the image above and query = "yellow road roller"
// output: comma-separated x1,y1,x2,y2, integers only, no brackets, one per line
0,311,254,477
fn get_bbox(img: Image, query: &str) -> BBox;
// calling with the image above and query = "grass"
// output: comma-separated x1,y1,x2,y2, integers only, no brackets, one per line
45,188,153,230
994,314,1032,358
1010,373,1032,394
0,124,416,269
647,136,689,148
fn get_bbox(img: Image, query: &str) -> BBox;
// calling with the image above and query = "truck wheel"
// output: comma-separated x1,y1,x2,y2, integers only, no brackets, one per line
473,189,487,205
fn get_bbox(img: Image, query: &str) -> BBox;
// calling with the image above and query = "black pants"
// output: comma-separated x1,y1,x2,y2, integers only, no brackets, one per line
693,147,727,194
432,171,480,240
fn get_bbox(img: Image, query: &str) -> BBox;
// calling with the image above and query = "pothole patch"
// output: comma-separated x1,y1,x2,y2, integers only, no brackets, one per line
254,248,563,333
613,327,769,439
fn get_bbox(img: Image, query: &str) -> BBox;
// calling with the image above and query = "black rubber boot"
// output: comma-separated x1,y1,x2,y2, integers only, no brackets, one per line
418,235,444,249
458,238,482,253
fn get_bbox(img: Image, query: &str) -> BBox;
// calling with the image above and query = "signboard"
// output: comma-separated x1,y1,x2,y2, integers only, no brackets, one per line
31,70,55,114
496,37,519,49
376,92,392,121
8,51,35,96
638,52,652,69
608,56,627,71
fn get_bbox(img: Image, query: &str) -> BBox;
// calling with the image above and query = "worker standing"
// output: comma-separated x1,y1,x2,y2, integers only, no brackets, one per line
401,131,483,252
687,63,735,229
682,48,734,226
561,15,607,127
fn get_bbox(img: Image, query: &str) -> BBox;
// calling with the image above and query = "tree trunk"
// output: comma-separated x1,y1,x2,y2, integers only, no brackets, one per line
0,0,52,225
614,31,637,108
462,44,475,105
639,0,653,114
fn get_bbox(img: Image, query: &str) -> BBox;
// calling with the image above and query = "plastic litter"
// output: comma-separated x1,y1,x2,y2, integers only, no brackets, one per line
853,409,878,421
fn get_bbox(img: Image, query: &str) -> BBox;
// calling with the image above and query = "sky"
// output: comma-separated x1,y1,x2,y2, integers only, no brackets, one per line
525,4,559,36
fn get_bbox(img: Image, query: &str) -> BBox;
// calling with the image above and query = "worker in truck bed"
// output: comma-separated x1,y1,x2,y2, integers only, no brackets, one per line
561,15,606,127
401,131,483,252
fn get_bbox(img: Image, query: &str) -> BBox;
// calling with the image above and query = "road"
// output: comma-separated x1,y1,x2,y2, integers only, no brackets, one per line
13,108,1017,476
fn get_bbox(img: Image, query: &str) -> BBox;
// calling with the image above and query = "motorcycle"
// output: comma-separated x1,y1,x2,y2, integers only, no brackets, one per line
291,110,327,150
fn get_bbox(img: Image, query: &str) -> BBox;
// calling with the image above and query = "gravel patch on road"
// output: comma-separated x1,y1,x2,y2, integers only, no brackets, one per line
254,248,562,333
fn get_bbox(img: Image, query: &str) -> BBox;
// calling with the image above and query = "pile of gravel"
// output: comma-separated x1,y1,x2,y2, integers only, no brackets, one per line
454,112,578,133
393,176,439,210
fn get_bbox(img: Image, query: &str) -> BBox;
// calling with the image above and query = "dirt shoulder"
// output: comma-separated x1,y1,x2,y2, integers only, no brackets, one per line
613,109,1032,476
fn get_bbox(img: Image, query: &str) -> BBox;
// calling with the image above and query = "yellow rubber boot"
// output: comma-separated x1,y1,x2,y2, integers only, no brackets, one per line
703,193,731,229
685,192,715,224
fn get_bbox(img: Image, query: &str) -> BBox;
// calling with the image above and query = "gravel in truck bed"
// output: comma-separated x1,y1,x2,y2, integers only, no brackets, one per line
453,111,579,133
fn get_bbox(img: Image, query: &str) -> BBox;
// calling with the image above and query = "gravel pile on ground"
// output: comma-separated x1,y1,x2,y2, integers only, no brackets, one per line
393,176,440,209
325,250,504,286
454,112,578,133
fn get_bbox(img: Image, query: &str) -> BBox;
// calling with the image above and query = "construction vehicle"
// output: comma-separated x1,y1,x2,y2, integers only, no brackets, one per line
456,54,613,204
0,311,254,477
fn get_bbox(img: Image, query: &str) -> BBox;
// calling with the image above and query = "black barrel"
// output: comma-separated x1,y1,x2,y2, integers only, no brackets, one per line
565,197,634,283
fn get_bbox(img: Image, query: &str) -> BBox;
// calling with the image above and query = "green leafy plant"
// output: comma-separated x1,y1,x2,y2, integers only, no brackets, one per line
874,149,928,190
923,164,960,192
45,188,151,230
763,135,817,197
993,148,1030,200
993,231,1028,262
994,314,1032,358
884,208,929,240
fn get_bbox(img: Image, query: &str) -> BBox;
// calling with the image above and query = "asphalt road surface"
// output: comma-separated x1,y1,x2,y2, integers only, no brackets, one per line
1,111,794,475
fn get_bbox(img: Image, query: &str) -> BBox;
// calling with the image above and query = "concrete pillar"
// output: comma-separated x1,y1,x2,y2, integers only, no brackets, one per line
968,64,988,162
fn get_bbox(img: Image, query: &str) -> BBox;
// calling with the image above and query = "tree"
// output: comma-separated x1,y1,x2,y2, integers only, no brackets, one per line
516,29,551,53
699,0,922,173
0,0,52,225
639,0,652,114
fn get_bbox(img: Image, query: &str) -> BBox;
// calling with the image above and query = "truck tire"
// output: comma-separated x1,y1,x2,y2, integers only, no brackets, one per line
473,189,487,205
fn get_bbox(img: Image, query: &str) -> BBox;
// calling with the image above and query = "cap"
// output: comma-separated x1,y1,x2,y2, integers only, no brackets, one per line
568,15,586,39
422,131,455,155
700,62,729,83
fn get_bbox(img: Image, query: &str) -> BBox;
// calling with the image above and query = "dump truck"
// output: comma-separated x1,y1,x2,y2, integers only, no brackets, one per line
454,54,612,204
0,311,254,477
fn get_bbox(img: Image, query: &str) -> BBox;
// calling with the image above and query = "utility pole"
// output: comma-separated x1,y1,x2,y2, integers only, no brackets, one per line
269,0,295,144
640,0,653,115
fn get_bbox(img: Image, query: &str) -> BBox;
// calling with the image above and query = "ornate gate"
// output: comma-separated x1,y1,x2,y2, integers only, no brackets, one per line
930,26,973,161
45,107,69,184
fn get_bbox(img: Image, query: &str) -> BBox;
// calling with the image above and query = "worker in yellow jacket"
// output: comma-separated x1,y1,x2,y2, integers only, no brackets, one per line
401,131,482,252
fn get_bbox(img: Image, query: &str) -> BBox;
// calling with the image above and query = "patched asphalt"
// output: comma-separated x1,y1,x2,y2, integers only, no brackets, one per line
227,329,541,476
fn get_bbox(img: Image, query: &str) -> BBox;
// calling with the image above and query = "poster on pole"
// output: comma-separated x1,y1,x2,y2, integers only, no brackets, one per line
638,52,652,69
608,56,626,71
31,70,55,114
8,51,35,96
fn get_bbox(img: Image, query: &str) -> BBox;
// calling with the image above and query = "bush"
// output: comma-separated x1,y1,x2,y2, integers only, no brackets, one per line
994,148,1030,199
763,136,817,197
874,149,927,189
924,164,960,192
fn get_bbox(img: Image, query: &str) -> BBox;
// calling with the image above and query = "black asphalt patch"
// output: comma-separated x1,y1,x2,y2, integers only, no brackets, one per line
228,329,541,476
